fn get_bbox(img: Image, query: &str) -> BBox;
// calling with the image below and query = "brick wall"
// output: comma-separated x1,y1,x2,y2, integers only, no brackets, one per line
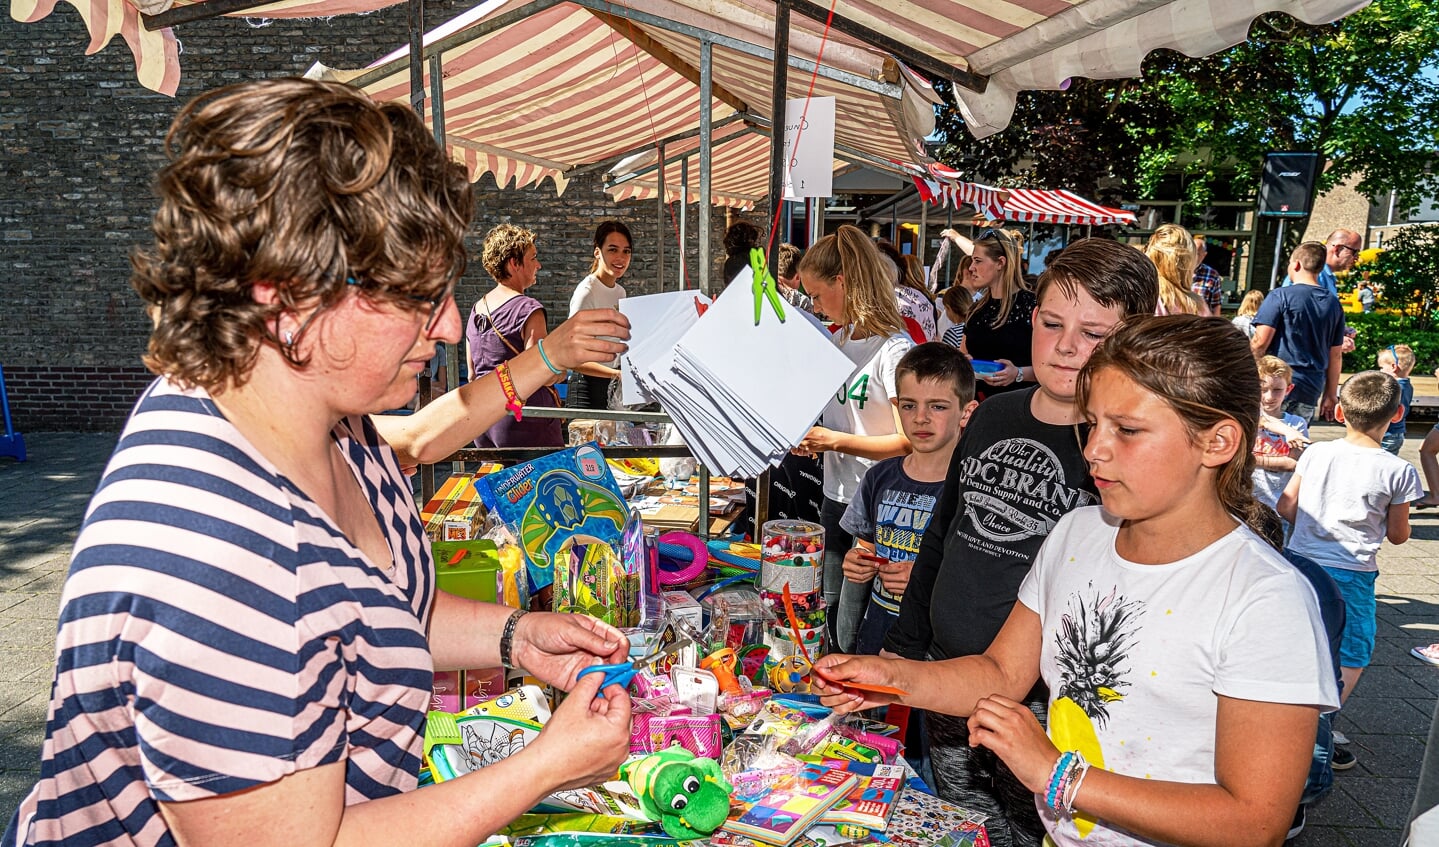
1,4,751,432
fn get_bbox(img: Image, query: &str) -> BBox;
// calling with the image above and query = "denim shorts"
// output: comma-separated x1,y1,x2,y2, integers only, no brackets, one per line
1323,566,1378,668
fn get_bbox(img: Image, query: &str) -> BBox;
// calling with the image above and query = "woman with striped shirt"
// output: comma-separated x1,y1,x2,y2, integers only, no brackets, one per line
6,79,635,847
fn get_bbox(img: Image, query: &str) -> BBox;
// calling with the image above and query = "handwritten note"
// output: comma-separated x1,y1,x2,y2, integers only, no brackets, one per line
783,97,834,200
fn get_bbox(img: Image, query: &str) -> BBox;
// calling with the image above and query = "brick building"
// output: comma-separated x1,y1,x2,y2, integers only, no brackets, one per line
1,3,741,431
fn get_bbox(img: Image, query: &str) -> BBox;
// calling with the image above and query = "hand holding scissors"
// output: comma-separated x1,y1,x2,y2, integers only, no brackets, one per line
577,639,685,698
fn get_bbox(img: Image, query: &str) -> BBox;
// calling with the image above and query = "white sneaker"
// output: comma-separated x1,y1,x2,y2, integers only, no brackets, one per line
1332,729,1349,745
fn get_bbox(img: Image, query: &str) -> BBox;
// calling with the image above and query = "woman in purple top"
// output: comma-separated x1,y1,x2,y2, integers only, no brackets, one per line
466,224,565,447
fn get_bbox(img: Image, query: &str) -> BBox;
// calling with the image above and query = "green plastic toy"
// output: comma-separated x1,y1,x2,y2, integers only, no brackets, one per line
619,745,734,840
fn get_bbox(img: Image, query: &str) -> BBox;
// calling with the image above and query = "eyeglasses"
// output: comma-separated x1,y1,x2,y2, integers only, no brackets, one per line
346,276,453,335
1331,244,1360,257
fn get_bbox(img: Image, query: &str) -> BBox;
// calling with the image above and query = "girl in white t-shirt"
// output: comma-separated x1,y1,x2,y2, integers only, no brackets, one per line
567,220,632,409
794,224,914,653
816,315,1337,847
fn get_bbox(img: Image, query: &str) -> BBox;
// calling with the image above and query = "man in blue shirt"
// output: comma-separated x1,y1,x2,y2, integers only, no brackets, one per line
1253,241,1348,423
1280,228,1362,297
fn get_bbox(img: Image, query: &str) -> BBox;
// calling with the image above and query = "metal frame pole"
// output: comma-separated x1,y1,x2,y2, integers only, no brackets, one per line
656,142,667,291
698,39,714,297
680,157,689,288
766,1,791,274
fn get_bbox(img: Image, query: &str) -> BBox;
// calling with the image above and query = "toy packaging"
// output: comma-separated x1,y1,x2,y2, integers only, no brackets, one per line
477,445,630,603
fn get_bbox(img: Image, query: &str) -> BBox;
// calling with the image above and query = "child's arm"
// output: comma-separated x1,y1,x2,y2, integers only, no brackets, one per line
799,404,911,460
1387,501,1412,545
1276,473,1301,524
1253,454,1298,473
967,694,1317,847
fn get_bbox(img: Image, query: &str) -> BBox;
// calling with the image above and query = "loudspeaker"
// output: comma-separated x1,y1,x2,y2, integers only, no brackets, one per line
1258,152,1319,217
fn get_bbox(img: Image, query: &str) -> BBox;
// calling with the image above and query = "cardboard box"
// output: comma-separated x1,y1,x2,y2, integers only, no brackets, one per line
420,466,502,541
662,590,704,631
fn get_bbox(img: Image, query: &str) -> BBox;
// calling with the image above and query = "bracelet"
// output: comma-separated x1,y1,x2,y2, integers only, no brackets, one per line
499,609,527,668
536,337,563,375
1062,756,1091,816
1045,751,1074,810
495,363,524,421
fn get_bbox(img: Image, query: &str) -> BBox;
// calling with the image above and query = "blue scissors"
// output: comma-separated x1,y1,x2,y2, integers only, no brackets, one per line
578,639,686,697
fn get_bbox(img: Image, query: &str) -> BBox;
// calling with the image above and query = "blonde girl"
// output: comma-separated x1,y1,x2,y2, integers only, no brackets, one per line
796,224,915,653
1146,224,1209,316
1231,289,1265,338
817,314,1336,847
962,228,1035,395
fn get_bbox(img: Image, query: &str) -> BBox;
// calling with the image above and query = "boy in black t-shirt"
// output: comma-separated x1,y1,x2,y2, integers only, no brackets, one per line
884,240,1159,847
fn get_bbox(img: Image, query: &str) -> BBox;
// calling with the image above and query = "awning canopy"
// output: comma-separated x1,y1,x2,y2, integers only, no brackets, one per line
15,0,1369,138
913,167,1135,226
305,0,941,205
983,187,1135,225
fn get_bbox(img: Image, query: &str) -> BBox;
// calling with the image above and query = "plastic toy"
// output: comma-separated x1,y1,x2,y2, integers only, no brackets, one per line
620,746,734,839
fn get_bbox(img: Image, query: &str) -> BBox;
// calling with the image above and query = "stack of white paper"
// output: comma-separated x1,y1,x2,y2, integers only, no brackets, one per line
618,271,856,477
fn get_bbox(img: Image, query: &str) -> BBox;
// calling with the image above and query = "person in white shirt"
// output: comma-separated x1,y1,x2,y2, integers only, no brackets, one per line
816,315,1337,847
567,220,632,409
793,224,915,653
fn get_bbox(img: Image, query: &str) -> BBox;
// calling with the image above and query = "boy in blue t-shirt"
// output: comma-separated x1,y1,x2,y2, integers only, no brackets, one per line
839,343,977,655
1378,343,1415,455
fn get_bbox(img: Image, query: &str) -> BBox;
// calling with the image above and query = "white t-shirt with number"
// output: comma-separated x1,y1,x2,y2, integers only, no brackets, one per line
820,329,913,503
1019,507,1338,846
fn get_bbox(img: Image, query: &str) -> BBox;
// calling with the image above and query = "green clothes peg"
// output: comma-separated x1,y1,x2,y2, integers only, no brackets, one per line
749,247,786,325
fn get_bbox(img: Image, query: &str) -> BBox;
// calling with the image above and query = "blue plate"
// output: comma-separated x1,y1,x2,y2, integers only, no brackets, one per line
970,359,1004,375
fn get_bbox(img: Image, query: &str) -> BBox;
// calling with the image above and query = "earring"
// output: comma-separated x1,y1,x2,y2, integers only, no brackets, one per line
284,330,295,347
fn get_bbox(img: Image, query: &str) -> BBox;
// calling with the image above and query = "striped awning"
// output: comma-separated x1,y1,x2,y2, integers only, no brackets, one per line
305,0,940,202
13,0,1369,141
988,187,1136,225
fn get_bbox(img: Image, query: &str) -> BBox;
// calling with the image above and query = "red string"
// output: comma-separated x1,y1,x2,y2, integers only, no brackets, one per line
765,0,839,257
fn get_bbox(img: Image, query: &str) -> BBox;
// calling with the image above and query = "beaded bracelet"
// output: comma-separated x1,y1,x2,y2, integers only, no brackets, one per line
1045,751,1075,810
495,363,524,421
536,337,562,375
499,609,527,668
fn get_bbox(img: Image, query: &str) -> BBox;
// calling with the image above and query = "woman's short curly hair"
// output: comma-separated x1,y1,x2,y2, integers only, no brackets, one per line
131,78,474,392
481,223,536,283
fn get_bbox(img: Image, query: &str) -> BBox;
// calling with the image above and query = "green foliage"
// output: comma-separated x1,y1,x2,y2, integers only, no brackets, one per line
1366,224,1439,330
1341,311,1439,373
929,0,1439,211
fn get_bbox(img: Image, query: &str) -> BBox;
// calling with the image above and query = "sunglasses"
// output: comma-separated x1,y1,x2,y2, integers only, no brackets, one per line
1331,244,1359,257
977,229,1013,244
347,276,453,335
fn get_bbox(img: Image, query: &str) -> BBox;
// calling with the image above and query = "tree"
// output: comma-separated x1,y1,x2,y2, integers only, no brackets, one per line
931,0,1439,214
1368,224,1439,329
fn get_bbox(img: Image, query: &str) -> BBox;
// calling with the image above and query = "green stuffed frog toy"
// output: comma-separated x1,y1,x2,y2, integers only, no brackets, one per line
620,745,734,839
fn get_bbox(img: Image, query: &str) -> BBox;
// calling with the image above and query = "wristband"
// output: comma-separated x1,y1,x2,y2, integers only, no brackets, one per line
499,609,527,668
1062,756,1091,816
495,363,524,421
536,337,563,375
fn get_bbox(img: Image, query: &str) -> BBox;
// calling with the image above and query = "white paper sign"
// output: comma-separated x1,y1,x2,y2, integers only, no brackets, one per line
783,96,834,200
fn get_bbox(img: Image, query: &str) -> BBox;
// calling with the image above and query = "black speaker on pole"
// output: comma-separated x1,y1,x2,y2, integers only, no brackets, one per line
1257,152,1319,217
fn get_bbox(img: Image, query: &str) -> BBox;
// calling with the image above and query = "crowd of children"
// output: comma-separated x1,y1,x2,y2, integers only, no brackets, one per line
791,234,1439,846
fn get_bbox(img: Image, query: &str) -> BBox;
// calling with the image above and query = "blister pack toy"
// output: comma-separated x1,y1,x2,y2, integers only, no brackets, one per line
476,444,630,594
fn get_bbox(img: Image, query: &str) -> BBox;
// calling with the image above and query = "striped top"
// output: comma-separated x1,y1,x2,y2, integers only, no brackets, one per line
6,379,436,846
